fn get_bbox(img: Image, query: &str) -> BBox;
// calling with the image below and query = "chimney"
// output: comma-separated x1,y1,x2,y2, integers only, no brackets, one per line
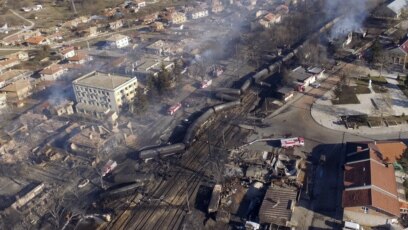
89,133,93,140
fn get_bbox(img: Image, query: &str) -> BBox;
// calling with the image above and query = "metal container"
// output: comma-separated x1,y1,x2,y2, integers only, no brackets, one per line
213,100,241,112
113,173,154,184
139,148,159,160
215,88,241,96
157,143,186,155
215,93,240,102
252,69,268,81
240,79,252,93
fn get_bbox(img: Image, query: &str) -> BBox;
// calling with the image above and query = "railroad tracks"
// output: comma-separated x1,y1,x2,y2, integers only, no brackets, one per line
104,90,259,230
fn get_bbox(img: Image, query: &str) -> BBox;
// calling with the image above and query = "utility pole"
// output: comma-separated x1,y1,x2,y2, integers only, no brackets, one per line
71,0,77,15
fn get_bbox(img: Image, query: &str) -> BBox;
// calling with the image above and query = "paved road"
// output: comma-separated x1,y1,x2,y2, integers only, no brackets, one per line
2,8,35,42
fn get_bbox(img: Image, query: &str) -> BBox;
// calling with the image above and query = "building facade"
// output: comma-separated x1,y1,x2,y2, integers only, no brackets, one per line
106,34,129,48
189,9,209,19
73,71,138,114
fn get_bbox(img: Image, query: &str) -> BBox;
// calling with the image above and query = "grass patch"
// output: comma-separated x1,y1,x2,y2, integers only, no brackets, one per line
355,77,388,93
332,85,360,104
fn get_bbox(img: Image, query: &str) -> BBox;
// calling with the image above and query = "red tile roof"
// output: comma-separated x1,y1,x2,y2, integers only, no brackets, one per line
26,36,47,45
343,141,401,217
374,141,407,163
60,46,75,55
40,64,65,75
400,39,408,53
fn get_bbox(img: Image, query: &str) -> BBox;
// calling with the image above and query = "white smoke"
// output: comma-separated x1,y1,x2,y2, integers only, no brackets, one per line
326,0,369,39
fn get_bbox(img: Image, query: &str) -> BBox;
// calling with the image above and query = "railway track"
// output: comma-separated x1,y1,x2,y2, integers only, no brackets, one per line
104,90,258,230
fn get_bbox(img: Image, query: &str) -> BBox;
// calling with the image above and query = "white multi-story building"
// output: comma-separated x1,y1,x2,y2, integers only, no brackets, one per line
73,71,138,115
189,9,209,20
106,34,129,49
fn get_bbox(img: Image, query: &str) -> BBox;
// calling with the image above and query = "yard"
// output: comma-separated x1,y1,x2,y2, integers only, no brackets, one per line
398,76,408,98
355,75,388,93
332,85,361,104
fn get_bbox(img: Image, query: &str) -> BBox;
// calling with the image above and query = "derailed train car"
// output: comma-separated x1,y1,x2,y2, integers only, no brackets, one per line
112,173,155,184
99,182,144,199
139,143,186,161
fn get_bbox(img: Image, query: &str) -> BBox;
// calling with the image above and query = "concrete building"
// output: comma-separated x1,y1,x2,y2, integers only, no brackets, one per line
342,141,407,226
277,86,294,102
167,12,187,24
106,34,129,48
40,64,67,81
109,20,123,30
151,21,164,31
50,100,74,116
134,56,174,77
211,0,224,13
0,52,28,73
375,0,408,19
0,70,32,88
134,0,146,8
62,16,89,28
68,52,90,64
0,79,32,102
59,46,76,59
188,9,209,20
145,40,167,55
291,66,317,91
73,71,138,115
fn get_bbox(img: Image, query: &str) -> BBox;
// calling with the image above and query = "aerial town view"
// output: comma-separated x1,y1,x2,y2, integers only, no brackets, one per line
1,0,408,229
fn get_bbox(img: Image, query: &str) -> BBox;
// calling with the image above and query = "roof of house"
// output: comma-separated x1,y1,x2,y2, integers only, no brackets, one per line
400,39,408,53
277,86,294,94
74,71,136,90
26,35,47,45
40,64,66,75
259,186,297,225
60,46,75,55
342,141,402,217
264,12,280,21
387,0,408,15
68,52,87,62
374,141,407,163
291,66,313,82
0,57,20,69
307,67,324,74
0,70,31,83
106,34,128,42
0,79,31,92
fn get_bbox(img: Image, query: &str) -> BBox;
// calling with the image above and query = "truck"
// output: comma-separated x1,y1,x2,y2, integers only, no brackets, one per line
280,137,305,148
208,184,222,213
102,160,117,177
167,103,182,115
